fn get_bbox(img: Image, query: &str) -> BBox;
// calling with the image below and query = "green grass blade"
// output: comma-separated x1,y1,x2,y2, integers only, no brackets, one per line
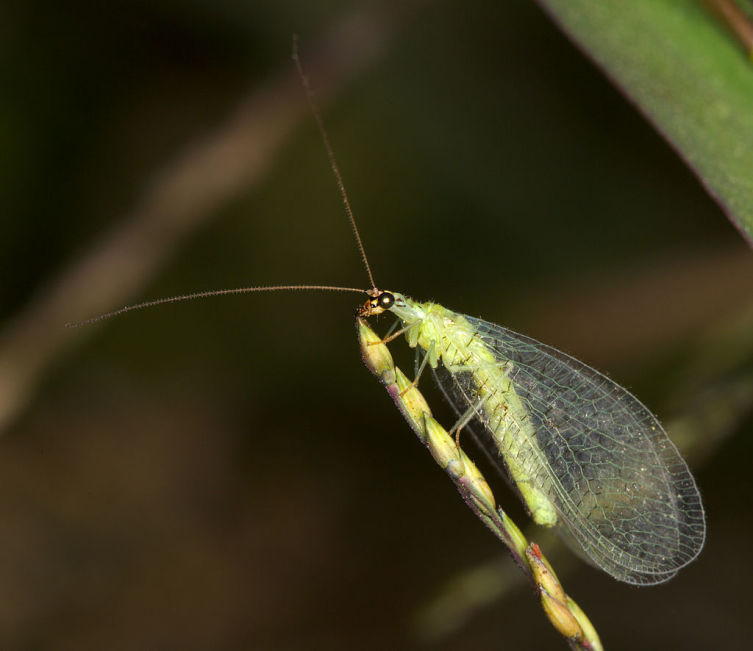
536,0,753,244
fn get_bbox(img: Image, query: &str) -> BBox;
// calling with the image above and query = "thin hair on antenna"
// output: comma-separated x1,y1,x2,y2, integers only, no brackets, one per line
292,35,377,292
67,284,366,327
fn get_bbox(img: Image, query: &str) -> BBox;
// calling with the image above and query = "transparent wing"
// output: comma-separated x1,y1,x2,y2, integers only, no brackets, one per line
433,314,706,585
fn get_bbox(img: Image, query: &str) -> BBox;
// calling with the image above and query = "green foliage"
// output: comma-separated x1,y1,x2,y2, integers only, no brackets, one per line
539,0,753,243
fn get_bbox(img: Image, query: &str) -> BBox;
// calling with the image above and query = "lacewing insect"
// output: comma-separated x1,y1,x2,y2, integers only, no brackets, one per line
357,290,705,584
74,46,705,586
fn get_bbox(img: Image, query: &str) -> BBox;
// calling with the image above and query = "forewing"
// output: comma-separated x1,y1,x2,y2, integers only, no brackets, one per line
433,314,705,585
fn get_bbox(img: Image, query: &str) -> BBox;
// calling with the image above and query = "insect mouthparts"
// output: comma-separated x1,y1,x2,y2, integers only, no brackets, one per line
357,290,395,317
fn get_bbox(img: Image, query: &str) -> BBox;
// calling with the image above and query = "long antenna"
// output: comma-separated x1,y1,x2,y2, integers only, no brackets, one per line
67,284,366,327
292,35,377,292
71,39,376,328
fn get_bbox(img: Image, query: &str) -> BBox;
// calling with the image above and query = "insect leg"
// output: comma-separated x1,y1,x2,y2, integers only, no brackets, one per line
373,319,419,345
400,340,434,398
449,399,484,448
383,318,400,340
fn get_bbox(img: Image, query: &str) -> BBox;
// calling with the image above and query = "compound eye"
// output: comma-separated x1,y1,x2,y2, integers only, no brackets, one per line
378,292,395,309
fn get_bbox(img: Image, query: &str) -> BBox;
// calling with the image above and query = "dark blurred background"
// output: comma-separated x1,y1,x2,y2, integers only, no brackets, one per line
1,1,752,649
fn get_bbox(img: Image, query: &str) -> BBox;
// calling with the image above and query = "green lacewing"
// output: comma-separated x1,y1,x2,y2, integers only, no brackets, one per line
74,44,705,585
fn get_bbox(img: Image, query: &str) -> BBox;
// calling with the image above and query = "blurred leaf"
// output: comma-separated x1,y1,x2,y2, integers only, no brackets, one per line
537,0,753,244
